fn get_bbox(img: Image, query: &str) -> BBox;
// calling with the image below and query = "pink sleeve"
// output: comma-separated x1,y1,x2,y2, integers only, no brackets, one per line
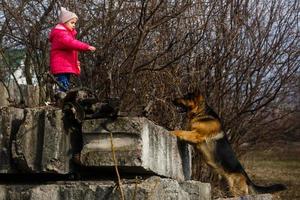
56,31,90,51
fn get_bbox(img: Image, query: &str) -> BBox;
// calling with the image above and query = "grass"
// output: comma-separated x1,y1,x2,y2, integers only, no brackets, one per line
240,140,300,200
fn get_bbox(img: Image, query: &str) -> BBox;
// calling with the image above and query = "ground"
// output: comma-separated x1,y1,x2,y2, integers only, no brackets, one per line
240,138,300,200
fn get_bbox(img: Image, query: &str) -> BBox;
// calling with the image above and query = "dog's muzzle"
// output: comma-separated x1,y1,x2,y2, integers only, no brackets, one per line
172,99,188,113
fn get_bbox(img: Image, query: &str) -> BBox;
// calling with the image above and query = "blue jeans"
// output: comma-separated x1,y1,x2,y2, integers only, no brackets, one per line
55,73,70,92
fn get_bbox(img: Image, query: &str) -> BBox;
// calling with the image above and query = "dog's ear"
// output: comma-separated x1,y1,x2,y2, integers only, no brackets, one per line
193,88,204,97
183,92,195,100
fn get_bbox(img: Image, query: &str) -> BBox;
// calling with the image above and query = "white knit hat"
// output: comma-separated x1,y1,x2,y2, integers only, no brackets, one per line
59,7,78,23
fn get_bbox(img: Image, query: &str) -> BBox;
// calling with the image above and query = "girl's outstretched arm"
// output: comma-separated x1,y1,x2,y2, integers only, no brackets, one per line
55,31,91,51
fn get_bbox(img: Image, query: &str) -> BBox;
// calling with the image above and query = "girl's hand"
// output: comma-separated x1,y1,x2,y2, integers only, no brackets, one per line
88,46,96,51
77,61,81,71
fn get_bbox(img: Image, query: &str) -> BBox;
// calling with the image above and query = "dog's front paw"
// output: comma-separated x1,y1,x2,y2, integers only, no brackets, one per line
170,130,180,137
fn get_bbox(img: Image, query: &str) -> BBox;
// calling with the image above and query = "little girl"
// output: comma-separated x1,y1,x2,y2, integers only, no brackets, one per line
49,7,96,93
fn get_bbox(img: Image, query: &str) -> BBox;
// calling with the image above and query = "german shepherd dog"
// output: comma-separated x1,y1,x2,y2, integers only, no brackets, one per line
170,92,286,196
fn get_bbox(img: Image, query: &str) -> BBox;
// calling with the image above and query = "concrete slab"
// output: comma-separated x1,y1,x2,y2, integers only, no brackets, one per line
11,107,71,174
0,107,24,173
0,176,211,200
217,194,273,200
81,117,191,181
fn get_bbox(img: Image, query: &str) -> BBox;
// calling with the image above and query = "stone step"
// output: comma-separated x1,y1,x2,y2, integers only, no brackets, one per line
1,106,191,180
81,117,191,181
216,194,273,200
0,176,211,200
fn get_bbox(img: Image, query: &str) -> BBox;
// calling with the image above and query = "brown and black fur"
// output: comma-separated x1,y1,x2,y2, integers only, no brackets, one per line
170,92,286,197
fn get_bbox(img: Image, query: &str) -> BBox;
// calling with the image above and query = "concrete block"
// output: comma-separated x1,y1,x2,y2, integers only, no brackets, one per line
30,185,60,200
81,117,191,181
0,176,211,200
0,186,6,200
0,107,24,173
180,180,211,200
217,194,273,200
11,107,71,173
41,108,71,173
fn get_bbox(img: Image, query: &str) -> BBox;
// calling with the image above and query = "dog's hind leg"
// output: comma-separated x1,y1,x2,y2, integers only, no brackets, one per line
170,130,206,144
226,173,249,197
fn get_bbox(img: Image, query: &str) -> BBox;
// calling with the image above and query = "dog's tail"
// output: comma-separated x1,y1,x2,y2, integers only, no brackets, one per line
250,183,287,194
248,178,287,194
242,170,287,194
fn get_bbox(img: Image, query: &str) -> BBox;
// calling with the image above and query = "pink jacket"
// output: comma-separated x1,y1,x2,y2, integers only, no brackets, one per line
49,23,90,75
